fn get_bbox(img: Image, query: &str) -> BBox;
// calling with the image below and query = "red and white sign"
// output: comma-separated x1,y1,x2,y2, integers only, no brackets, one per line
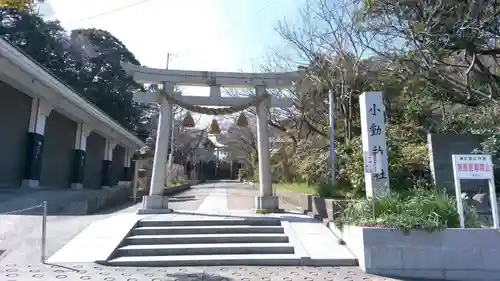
452,154,493,180
452,154,498,229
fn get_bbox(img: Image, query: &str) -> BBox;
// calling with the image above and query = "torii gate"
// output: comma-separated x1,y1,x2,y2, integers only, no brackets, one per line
122,62,302,213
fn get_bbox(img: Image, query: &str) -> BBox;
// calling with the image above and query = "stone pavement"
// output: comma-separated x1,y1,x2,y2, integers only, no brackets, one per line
1,263,406,281
1,181,438,280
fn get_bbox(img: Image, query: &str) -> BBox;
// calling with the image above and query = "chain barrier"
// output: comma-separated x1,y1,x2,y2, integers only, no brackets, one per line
0,201,48,263
1,202,44,215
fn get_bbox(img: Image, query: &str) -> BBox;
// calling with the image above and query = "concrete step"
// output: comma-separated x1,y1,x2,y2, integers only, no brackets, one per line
131,225,285,235
105,254,301,266
125,233,290,245
116,243,295,256
138,218,281,227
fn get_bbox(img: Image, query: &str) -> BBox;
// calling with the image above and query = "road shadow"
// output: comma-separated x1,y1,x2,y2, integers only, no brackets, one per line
171,210,318,224
166,272,235,281
169,195,198,203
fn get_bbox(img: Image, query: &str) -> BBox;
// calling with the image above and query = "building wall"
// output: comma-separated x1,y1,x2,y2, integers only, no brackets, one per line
111,145,125,186
0,81,32,188
84,132,105,189
40,110,77,188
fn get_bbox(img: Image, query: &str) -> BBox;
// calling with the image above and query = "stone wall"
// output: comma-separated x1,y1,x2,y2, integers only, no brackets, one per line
427,133,488,193
334,225,500,281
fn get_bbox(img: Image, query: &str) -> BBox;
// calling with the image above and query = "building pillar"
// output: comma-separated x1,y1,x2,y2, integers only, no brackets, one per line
139,82,173,213
254,86,278,212
119,148,134,185
22,97,53,188
101,138,116,189
70,123,92,189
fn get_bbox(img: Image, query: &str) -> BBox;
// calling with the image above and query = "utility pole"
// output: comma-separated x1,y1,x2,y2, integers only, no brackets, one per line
166,52,173,69
329,89,337,186
166,52,176,184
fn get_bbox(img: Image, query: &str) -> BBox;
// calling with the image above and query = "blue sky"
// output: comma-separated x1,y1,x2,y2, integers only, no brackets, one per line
43,0,301,73
41,0,302,127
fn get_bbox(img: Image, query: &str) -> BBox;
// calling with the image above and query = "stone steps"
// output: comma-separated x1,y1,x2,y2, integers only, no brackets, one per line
116,243,295,256
131,225,285,235
125,233,290,244
106,218,300,266
138,218,280,227
106,254,301,267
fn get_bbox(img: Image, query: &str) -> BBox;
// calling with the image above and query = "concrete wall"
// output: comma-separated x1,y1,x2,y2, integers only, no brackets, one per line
40,110,77,188
111,145,125,186
0,82,32,188
277,191,313,214
84,132,105,189
337,225,500,281
427,133,488,193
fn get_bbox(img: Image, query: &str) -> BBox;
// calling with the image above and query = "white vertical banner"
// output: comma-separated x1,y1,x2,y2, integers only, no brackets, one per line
360,92,390,199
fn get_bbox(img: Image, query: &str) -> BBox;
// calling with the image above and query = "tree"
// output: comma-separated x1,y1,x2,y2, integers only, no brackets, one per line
1,0,44,12
359,0,500,103
0,8,80,85
218,116,258,173
70,28,146,132
0,8,150,137
277,0,379,144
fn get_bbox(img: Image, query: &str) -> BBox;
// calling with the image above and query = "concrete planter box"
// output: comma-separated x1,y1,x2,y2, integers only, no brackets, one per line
311,196,331,219
311,196,347,221
277,191,312,212
135,183,192,198
163,183,190,196
70,184,133,215
330,224,500,281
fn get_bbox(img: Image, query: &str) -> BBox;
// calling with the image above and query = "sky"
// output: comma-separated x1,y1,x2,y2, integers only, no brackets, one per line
40,0,303,128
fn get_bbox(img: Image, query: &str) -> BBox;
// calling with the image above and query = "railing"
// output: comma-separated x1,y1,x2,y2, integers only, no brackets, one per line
1,201,48,263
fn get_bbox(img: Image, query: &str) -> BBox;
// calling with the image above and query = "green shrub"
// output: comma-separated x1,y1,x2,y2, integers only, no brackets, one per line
334,125,431,196
169,179,185,186
340,187,483,232
292,149,329,184
316,181,362,199
252,168,259,182
274,182,315,194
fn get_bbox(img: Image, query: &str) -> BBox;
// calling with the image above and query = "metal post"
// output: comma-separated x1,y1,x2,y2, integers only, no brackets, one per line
165,54,176,186
41,201,47,263
488,179,499,228
328,89,337,186
193,149,197,180
132,160,139,203
166,110,175,185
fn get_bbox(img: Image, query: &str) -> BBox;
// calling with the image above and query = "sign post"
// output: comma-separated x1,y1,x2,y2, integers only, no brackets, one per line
360,92,390,198
452,154,499,228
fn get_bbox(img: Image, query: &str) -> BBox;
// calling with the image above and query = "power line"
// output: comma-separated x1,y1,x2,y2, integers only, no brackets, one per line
1,0,158,37
70,0,157,24
255,0,279,16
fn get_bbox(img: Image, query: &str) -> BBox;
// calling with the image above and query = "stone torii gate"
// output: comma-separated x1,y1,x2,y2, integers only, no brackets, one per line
122,62,302,214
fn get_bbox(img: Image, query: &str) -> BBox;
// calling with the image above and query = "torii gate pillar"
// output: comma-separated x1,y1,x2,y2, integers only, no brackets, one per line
141,82,174,213
254,85,277,211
